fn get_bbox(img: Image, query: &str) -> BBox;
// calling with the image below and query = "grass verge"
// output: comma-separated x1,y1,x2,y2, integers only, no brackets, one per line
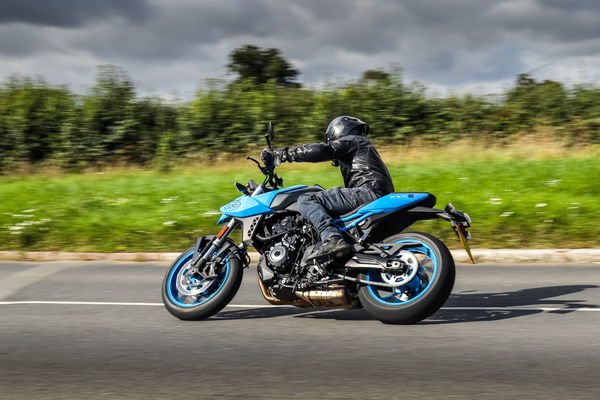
1,139,598,252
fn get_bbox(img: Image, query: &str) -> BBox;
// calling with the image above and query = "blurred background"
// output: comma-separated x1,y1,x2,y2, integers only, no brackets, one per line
0,0,598,252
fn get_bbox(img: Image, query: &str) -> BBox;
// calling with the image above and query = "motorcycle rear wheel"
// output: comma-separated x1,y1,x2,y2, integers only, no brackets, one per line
358,232,455,324
162,245,243,320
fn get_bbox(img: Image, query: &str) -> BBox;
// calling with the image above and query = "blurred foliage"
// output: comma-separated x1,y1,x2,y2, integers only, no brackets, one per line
1,61,600,174
227,44,300,87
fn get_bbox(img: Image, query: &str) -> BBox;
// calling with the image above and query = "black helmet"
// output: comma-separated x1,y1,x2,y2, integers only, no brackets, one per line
325,116,369,142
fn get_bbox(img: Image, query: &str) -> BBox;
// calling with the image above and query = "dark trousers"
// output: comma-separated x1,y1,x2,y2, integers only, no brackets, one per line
297,186,379,241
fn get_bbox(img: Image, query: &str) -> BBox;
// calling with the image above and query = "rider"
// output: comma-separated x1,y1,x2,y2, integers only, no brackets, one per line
262,116,395,261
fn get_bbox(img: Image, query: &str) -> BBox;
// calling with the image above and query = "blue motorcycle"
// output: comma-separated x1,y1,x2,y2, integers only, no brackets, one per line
162,124,473,324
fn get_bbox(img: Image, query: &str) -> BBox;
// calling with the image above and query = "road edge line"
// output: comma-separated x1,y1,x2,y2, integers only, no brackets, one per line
1,249,599,263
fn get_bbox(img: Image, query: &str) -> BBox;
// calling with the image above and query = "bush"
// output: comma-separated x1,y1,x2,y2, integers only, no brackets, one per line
1,66,600,173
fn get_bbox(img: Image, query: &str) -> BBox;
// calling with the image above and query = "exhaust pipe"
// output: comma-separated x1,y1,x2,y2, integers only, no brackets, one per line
257,277,357,309
257,277,312,308
295,286,356,309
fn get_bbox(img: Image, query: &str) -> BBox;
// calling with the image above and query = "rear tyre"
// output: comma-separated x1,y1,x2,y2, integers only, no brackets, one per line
162,244,243,320
358,232,455,324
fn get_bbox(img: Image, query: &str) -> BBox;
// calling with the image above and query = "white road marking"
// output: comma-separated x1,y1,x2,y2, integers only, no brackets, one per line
442,307,599,312
0,301,164,306
0,301,598,312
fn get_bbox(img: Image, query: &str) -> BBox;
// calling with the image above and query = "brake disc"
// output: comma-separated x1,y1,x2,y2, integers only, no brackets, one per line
380,250,420,287
176,260,216,297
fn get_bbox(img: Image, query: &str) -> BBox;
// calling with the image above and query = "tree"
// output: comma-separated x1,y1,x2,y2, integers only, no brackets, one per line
0,76,74,168
227,45,300,87
360,69,391,84
81,65,138,163
506,73,568,125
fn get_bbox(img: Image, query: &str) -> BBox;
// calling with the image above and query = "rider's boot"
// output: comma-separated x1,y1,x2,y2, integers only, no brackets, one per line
306,234,352,262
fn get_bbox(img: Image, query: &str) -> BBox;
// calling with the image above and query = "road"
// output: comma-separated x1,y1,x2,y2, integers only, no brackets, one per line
0,261,599,399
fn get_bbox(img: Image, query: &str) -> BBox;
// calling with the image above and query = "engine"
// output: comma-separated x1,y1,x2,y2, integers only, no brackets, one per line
256,214,312,300
263,215,301,272
256,213,357,308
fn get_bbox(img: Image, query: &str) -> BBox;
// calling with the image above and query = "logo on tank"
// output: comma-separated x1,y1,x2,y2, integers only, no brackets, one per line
222,198,242,211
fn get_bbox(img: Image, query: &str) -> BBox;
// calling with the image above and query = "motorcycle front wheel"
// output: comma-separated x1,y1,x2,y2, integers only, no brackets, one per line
162,245,243,320
358,232,455,324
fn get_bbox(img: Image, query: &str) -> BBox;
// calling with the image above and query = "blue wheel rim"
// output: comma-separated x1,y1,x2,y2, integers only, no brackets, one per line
366,239,438,305
166,251,231,308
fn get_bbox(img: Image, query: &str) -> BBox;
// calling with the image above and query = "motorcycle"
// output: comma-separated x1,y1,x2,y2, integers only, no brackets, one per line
162,123,474,324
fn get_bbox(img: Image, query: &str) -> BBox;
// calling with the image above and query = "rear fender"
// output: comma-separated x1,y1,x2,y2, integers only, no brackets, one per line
364,203,471,242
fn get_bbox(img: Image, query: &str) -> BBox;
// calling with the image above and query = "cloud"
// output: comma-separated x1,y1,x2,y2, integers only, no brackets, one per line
0,0,152,27
1,0,600,97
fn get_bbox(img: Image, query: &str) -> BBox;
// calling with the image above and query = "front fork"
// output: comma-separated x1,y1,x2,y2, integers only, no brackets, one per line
188,184,264,278
188,218,238,278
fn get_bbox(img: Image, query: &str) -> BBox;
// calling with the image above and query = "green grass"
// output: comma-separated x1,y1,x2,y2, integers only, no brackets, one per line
1,143,599,251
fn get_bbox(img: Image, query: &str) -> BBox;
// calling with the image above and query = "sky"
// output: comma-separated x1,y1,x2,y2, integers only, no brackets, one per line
1,0,600,99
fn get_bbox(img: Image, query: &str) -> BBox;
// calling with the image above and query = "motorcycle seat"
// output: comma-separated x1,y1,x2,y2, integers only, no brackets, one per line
333,192,436,220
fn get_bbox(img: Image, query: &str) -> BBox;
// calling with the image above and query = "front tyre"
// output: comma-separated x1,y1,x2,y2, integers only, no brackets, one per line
358,232,455,324
162,245,243,320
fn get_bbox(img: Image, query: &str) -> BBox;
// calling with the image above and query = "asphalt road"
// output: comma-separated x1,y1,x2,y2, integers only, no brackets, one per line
0,261,599,399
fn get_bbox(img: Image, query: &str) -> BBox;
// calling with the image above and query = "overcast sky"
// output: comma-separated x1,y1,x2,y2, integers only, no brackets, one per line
1,0,600,98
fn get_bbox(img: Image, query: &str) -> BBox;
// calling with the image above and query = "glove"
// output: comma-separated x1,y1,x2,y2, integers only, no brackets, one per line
261,148,289,166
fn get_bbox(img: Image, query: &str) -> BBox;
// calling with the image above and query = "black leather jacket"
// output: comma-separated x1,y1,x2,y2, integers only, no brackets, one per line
283,135,395,196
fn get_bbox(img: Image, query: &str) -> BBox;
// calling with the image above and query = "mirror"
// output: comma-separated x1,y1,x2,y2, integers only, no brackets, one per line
266,121,274,140
235,182,247,193
265,121,274,149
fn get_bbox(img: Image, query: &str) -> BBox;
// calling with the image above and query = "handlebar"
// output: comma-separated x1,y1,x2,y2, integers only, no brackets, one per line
244,122,282,191
246,155,283,190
